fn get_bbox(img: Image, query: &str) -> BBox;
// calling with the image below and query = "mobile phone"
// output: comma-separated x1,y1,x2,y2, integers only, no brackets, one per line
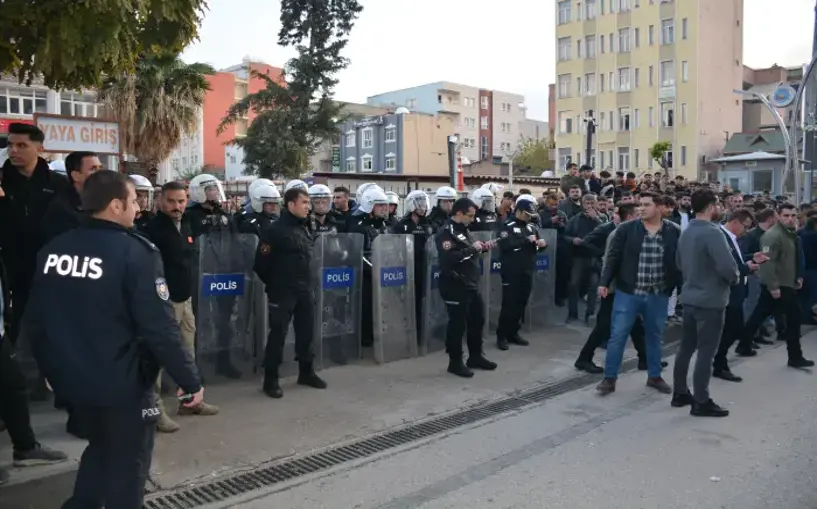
179,393,195,404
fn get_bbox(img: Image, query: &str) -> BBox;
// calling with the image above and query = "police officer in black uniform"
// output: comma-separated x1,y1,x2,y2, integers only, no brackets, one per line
237,181,281,236
392,190,434,344
255,187,327,399
495,194,548,350
21,171,203,509
427,185,457,230
470,187,499,232
436,198,498,378
347,186,390,347
42,151,103,244
309,184,342,234
385,191,400,228
130,174,156,233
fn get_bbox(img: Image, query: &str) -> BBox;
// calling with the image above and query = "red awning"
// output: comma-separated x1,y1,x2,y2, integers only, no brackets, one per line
0,118,35,134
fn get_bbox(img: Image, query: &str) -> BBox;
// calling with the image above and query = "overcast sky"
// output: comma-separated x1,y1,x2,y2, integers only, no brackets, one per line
183,0,816,121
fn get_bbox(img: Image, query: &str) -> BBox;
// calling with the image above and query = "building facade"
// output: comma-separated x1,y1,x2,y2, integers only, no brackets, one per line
741,64,804,132
553,0,744,178
336,112,454,177
367,82,528,163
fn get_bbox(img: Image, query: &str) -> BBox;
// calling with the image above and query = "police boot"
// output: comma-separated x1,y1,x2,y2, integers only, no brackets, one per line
447,358,474,378
263,372,283,399
156,412,180,433
508,334,529,346
466,353,498,371
496,336,509,351
297,361,327,389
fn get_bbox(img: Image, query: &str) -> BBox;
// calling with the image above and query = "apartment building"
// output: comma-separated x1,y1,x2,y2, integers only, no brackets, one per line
367,82,527,163
554,0,743,178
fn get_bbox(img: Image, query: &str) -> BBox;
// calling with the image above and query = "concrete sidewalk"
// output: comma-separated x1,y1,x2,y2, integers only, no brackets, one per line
0,320,677,508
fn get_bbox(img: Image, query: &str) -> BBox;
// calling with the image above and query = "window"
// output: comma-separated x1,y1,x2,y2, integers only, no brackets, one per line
618,147,630,170
681,102,688,124
619,0,630,11
753,170,773,193
681,146,687,166
577,39,583,59
558,1,571,24
618,28,631,52
634,28,640,47
586,35,596,58
609,32,615,52
682,18,688,39
617,67,631,91
362,155,373,171
661,18,675,45
577,1,583,20
585,73,596,96
345,131,356,147
609,0,615,12
681,60,689,82
558,148,572,169
406,98,417,109
618,108,631,131
609,72,615,91
59,92,99,117
661,102,674,127
558,37,572,61
362,128,373,148
480,96,489,110
648,24,655,45
648,155,653,169
576,76,582,96
0,88,48,115
481,136,489,160
634,148,640,167
634,68,640,87
586,0,597,18
346,158,356,172
608,110,614,130
600,35,605,53
505,122,512,133
480,116,488,129
558,74,572,98
558,112,573,134
385,127,396,143
648,65,654,86
665,149,673,168
649,106,655,127
600,76,605,92
599,112,606,131
385,156,397,171
634,108,640,128
600,151,605,168
464,117,476,128
660,60,675,86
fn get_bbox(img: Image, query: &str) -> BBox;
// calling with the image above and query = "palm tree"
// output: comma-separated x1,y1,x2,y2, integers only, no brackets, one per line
99,54,215,167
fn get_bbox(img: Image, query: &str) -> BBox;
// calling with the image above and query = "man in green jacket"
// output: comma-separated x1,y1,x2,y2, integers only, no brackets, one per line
742,203,814,368
559,163,584,195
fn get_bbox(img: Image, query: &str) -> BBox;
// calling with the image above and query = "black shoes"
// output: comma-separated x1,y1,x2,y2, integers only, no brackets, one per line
574,359,603,374
497,335,528,349
467,355,498,371
12,443,68,467
735,347,757,357
263,379,283,399
508,335,529,346
691,399,729,417
671,392,694,408
447,359,474,378
788,357,816,369
497,337,509,351
297,362,328,389
713,369,743,383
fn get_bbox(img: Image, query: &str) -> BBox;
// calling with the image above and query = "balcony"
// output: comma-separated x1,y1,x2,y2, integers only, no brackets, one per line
659,85,676,100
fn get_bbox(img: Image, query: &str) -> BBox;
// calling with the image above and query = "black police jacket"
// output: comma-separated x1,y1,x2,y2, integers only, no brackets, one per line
143,212,197,303
0,157,70,279
435,220,484,292
472,209,498,232
237,211,278,237
254,210,315,296
41,185,84,245
497,218,544,277
0,253,10,341
21,218,201,407
187,202,234,239
427,206,449,231
393,214,434,285
133,210,155,234
347,214,388,258
311,213,341,235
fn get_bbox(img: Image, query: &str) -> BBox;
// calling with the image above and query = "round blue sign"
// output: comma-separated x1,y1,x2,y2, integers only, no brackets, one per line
770,84,796,108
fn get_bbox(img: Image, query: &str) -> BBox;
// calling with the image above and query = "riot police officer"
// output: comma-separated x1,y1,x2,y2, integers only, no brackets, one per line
130,174,155,233
235,178,276,231
254,187,326,399
385,191,400,227
187,173,233,237
470,187,498,232
308,184,341,234
347,187,390,347
238,182,281,236
495,195,548,350
436,198,498,378
22,170,203,509
427,185,457,230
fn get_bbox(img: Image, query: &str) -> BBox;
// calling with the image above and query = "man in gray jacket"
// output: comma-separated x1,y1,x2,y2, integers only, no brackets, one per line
672,189,740,418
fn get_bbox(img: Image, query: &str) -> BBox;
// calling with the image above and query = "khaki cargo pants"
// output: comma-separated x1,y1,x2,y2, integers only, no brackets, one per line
154,298,196,413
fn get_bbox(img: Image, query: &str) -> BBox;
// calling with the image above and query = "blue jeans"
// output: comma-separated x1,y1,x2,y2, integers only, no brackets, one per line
604,291,669,379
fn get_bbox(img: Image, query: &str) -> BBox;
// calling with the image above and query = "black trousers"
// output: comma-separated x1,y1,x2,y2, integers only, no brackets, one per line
264,292,315,378
743,286,803,360
0,337,36,451
414,276,425,346
568,258,599,318
442,289,485,359
496,274,533,339
62,402,156,509
713,305,743,372
361,269,374,347
577,293,646,363
555,247,570,304
7,276,31,348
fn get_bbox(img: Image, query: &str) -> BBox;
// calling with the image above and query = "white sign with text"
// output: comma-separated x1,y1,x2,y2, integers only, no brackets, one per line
36,115,120,154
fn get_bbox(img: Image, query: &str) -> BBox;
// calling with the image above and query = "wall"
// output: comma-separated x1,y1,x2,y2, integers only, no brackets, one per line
401,113,454,177
224,145,246,180
478,89,493,161
548,84,556,140
491,90,525,158
366,83,440,115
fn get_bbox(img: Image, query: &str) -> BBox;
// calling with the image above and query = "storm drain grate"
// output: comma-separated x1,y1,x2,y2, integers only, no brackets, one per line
144,342,681,509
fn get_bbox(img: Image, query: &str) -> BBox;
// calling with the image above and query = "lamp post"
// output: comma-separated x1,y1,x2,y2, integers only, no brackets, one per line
583,111,596,167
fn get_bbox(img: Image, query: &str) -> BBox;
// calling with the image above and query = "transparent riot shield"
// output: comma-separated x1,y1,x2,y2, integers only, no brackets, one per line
196,231,262,381
525,228,558,330
422,238,446,355
487,242,503,329
371,234,418,363
471,231,494,338
314,233,364,369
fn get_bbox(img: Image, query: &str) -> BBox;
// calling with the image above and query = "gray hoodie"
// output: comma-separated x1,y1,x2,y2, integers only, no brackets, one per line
676,219,739,309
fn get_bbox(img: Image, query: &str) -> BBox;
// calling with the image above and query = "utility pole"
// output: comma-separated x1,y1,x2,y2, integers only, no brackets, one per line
583,111,596,168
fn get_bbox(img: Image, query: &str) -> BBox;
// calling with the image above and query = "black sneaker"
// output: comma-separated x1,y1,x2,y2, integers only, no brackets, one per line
297,371,328,389
466,355,498,371
508,335,529,346
574,359,603,374
735,348,757,357
13,444,68,467
671,392,694,408
690,399,729,417
263,379,283,399
713,370,743,383
496,337,509,351
788,357,816,369
447,359,474,378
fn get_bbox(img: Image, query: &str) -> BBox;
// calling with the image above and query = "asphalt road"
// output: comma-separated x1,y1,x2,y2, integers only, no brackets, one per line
232,337,817,509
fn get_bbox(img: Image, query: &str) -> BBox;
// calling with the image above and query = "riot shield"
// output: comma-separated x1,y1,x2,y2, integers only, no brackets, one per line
525,228,558,330
471,231,494,338
487,242,503,329
371,234,418,363
314,233,364,368
422,238,446,355
195,231,262,381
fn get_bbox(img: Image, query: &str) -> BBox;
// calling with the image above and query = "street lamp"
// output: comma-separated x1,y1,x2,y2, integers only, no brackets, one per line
583,111,596,168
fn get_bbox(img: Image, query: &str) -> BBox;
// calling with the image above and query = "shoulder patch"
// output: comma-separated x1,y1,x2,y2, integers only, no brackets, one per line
128,230,159,252
442,240,452,250
155,278,170,301
260,242,271,255
500,231,509,238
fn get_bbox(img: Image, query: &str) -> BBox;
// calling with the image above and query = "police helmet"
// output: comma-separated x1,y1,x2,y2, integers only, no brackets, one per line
250,183,281,214
434,186,458,203
385,191,399,206
480,182,504,194
48,159,67,176
284,179,308,192
515,194,537,217
129,174,155,210
471,187,495,212
308,184,332,215
359,187,390,217
404,190,430,216
189,173,226,204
